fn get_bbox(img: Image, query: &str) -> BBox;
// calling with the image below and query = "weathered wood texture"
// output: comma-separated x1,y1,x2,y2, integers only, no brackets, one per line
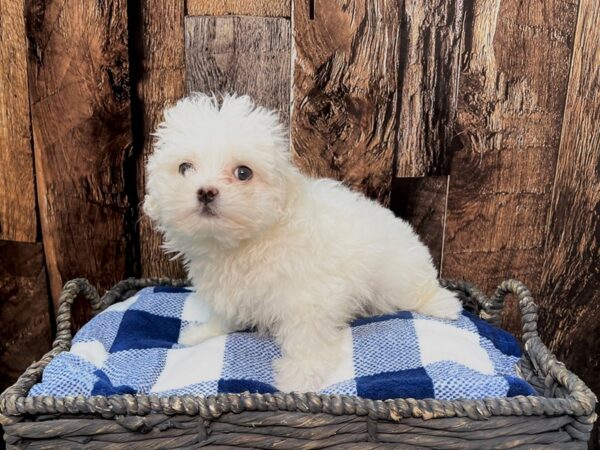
0,240,51,391
441,0,579,335
390,177,448,272
0,0,37,243
26,0,132,311
396,0,464,177
187,0,291,18
136,1,187,279
539,0,600,441
291,0,401,205
185,16,291,125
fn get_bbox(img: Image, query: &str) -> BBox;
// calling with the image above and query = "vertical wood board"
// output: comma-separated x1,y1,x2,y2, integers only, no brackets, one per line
539,0,600,434
396,0,464,177
185,16,291,125
26,0,132,312
0,240,52,391
390,177,448,272
441,0,579,335
0,0,37,242
291,0,401,205
187,0,291,17
136,1,187,279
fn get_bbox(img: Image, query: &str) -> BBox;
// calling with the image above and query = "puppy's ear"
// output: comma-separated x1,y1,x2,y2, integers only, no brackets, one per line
143,194,159,222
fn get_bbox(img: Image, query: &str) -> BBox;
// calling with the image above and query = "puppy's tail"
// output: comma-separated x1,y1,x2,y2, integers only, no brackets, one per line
414,286,462,320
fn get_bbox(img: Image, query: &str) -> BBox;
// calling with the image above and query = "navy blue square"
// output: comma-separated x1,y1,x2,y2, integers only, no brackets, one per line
464,311,522,357
356,367,434,400
505,375,536,397
91,370,137,396
110,310,181,352
218,378,277,394
153,286,192,293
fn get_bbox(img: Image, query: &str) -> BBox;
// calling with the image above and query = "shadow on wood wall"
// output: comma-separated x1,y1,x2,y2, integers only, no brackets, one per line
0,0,598,447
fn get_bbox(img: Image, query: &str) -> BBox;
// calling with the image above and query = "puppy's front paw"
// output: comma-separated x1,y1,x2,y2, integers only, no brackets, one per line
178,323,219,346
273,357,326,393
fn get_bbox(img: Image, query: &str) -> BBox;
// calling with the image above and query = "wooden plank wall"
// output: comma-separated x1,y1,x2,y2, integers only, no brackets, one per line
0,0,598,446
185,16,291,124
26,0,133,316
0,241,51,389
24,0,134,333
291,0,402,205
441,0,580,336
135,1,187,279
0,0,37,243
390,177,448,271
0,0,52,394
539,0,600,429
395,0,464,178
187,0,290,17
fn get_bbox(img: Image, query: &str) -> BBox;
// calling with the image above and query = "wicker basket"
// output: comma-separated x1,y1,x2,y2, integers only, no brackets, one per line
0,278,597,449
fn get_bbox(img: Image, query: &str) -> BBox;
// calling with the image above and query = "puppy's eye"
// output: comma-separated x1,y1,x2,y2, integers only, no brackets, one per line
179,162,194,175
234,165,253,181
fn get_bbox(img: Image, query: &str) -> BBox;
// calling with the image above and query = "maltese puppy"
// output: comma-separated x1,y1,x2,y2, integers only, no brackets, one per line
144,93,462,392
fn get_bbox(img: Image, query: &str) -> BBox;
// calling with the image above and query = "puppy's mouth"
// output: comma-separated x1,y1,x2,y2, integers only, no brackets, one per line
200,205,218,217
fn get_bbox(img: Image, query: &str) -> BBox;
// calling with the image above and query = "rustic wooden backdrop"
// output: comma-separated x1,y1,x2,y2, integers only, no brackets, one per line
0,0,598,447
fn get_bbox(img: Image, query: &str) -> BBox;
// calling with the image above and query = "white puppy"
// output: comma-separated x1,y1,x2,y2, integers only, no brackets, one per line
144,93,462,392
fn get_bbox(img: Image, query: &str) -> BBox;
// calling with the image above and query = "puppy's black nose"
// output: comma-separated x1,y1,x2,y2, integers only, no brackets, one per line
197,187,219,204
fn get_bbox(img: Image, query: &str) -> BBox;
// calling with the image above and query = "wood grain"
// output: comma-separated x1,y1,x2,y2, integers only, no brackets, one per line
26,0,132,311
539,0,600,440
390,177,448,272
135,1,187,279
291,0,401,205
185,16,291,124
441,0,579,334
0,0,37,242
187,0,290,18
0,240,51,391
396,0,464,177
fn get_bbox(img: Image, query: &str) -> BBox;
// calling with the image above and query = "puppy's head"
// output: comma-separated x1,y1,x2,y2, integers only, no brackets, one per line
145,93,297,248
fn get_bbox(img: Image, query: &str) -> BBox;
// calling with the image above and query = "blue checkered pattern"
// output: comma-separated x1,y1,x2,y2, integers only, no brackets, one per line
30,286,535,400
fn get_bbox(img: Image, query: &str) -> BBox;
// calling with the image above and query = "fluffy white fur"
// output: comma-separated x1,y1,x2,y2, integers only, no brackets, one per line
144,93,462,392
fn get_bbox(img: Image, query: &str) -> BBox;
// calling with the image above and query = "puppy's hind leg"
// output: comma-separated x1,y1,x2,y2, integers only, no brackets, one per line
375,250,462,320
273,313,347,393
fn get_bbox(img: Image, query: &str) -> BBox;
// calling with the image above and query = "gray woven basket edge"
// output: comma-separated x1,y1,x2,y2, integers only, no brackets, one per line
0,277,597,440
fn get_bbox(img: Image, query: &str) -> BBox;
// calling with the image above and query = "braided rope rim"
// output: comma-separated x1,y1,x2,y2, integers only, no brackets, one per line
0,278,596,433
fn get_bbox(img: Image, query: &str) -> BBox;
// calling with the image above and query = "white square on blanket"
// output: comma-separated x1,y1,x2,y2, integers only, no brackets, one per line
151,335,226,392
70,340,109,368
414,319,494,375
321,327,355,387
181,293,212,323
105,295,139,312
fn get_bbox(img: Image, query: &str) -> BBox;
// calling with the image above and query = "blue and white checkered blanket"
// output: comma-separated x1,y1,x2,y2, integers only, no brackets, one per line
30,286,534,400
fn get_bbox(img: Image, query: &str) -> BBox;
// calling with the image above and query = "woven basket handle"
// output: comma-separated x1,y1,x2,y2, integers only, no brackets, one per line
52,278,190,351
491,279,539,344
442,278,539,344
52,278,102,351
492,281,597,416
